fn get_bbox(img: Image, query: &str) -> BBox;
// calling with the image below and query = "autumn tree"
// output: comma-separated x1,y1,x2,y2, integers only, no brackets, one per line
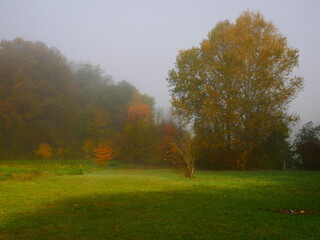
92,143,116,166
34,142,53,159
0,38,77,159
154,108,181,162
167,11,303,169
120,95,157,164
165,129,196,178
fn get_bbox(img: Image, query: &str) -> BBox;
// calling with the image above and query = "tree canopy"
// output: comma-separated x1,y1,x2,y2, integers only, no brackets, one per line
0,38,76,158
167,11,303,169
0,38,170,164
294,122,320,170
0,12,308,172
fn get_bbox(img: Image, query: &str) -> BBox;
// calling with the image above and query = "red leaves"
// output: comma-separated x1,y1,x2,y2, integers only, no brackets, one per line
92,143,114,166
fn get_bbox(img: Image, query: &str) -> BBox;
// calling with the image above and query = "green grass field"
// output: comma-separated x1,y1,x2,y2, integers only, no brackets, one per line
1,160,320,240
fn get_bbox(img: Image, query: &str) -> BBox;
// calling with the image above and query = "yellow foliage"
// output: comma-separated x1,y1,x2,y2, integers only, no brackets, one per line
34,142,53,159
165,131,196,178
167,11,304,169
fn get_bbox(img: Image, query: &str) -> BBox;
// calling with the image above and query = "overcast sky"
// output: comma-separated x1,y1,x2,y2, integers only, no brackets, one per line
1,0,319,125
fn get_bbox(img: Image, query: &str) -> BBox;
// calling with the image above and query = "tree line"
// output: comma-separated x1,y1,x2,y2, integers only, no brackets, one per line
0,38,181,165
1,11,319,172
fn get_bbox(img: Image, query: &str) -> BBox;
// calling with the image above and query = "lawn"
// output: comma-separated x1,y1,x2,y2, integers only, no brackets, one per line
1,160,320,240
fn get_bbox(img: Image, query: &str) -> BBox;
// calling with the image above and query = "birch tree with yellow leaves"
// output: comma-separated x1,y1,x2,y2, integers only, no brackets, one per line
167,11,303,169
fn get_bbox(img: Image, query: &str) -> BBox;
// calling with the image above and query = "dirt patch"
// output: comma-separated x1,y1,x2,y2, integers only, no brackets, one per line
276,209,315,215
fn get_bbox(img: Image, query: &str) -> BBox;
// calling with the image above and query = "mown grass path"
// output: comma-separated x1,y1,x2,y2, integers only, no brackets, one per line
1,160,320,239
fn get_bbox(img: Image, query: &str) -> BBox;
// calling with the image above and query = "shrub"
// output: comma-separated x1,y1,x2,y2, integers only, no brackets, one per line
34,142,53,159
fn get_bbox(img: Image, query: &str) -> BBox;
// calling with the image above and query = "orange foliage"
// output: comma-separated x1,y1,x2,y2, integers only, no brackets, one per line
165,143,184,168
165,140,195,178
158,124,179,152
127,102,152,122
34,142,53,159
163,125,178,142
164,125,177,136
92,143,114,166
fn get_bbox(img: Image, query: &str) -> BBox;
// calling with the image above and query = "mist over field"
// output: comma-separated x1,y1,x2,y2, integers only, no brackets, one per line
1,2,320,239
1,0,319,124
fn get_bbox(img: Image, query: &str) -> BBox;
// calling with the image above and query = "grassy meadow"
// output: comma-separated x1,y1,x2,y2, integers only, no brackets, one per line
1,160,320,240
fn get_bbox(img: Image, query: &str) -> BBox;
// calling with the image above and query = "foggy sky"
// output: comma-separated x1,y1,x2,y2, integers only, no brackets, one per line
1,0,319,125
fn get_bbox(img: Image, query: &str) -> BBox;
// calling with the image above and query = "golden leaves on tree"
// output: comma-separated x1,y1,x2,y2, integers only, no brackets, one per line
167,11,304,169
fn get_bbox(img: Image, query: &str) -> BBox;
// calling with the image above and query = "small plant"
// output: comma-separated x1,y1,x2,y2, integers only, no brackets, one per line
34,142,53,159
92,143,115,166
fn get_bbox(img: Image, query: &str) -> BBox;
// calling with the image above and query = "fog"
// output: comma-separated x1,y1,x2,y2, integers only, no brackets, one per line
1,0,319,125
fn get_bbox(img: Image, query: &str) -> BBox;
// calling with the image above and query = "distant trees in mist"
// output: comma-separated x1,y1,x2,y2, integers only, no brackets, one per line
0,38,181,166
1,9,319,171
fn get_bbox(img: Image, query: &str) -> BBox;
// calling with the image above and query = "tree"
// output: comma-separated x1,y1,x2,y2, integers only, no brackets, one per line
165,129,196,178
90,107,110,139
294,122,320,170
0,38,77,159
251,127,294,169
120,100,157,164
167,11,303,169
34,142,53,159
295,122,320,145
92,143,115,166
154,108,182,164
